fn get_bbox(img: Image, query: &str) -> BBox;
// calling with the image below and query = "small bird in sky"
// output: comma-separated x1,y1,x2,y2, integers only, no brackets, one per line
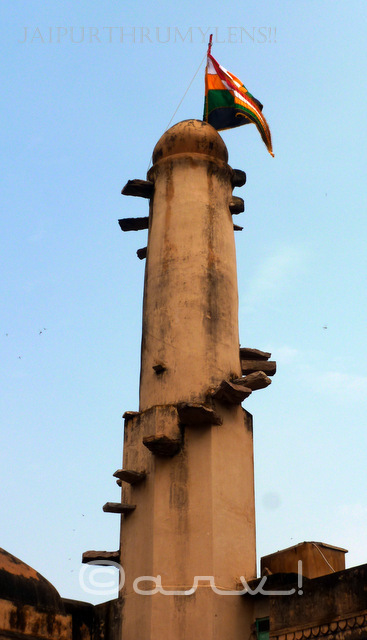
323,325,328,330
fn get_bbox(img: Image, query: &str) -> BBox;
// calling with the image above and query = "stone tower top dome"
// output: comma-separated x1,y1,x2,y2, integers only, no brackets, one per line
152,119,228,164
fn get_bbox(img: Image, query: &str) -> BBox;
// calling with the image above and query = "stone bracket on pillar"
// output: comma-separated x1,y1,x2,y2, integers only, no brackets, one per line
123,411,139,421
143,434,181,456
128,405,183,457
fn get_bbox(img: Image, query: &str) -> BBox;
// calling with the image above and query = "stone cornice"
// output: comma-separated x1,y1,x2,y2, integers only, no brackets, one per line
271,610,367,640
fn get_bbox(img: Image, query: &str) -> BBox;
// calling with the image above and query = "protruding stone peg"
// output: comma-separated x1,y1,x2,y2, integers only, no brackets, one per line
229,196,245,215
212,380,252,405
121,179,153,198
239,347,271,361
137,247,147,260
113,469,146,485
241,360,276,377
103,503,136,514
231,169,247,188
82,550,120,564
118,217,149,232
233,371,271,391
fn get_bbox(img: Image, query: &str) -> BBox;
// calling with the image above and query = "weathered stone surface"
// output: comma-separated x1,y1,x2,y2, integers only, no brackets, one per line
140,120,241,411
233,371,272,391
121,179,153,198
142,434,182,456
0,598,72,640
231,168,247,187
239,347,271,360
113,469,146,484
177,403,223,425
229,196,245,215
211,380,252,404
118,217,149,232
82,550,120,564
102,502,136,514
241,360,276,376
137,247,147,260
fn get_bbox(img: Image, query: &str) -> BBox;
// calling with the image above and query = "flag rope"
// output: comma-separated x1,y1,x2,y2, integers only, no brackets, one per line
146,52,207,172
164,51,207,132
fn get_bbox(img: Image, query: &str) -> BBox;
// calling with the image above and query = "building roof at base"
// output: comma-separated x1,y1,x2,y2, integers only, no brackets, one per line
0,547,63,610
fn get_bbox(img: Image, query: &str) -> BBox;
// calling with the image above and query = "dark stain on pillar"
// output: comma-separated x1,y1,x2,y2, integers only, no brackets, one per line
204,165,220,346
169,450,189,524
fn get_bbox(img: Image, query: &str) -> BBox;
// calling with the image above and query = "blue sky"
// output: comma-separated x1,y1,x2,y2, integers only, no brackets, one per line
1,0,367,604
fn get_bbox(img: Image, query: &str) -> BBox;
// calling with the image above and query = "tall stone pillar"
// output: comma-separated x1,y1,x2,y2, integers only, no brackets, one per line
139,119,241,409
118,120,257,639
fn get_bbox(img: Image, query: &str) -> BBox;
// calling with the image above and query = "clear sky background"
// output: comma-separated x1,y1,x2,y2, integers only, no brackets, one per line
1,0,367,604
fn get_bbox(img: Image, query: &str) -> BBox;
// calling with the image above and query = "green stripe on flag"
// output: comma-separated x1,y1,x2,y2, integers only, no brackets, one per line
207,89,235,110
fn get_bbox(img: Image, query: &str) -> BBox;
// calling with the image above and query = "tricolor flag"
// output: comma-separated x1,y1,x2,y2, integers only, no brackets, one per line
203,37,274,157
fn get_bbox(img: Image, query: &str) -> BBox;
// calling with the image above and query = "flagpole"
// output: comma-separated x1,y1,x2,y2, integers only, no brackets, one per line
207,33,213,56
204,35,213,122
